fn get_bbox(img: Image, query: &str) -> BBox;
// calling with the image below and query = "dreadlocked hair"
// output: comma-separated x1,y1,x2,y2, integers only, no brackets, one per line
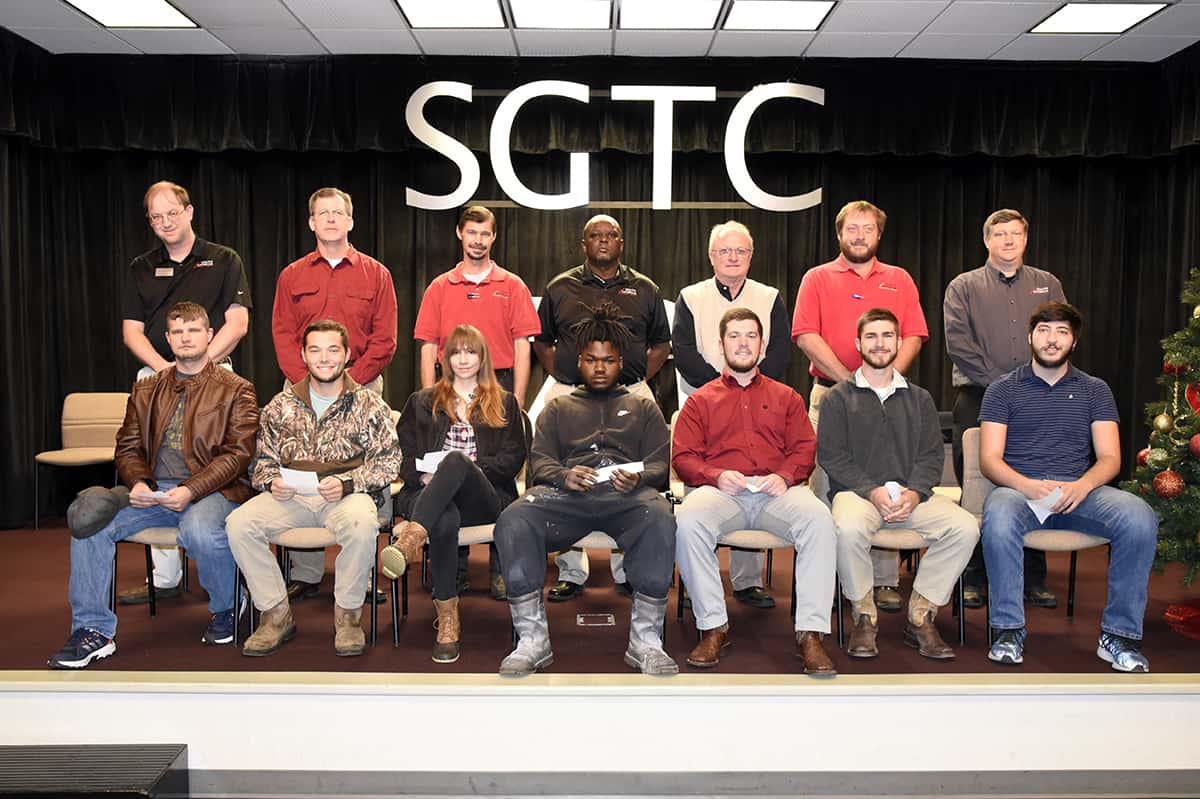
569,301,635,351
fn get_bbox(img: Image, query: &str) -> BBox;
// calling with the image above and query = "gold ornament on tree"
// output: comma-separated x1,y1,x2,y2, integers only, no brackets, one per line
1154,412,1175,434
1193,305,1200,320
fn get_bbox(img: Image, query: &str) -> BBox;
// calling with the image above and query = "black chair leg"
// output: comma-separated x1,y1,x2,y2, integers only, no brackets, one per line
834,573,844,648
1068,550,1078,618
391,576,401,647
675,567,684,620
144,545,157,618
370,566,378,646
957,575,965,645
765,548,774,587
109,550,118,612
402,570,409,618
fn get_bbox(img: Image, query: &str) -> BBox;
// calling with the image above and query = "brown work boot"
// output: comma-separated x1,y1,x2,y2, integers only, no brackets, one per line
903,609,955,660
686,623,730,669
334,605,366,657
242,600,296,657
847,614,879,658
432,597,461,664
379,520,429,580
795,631,837,677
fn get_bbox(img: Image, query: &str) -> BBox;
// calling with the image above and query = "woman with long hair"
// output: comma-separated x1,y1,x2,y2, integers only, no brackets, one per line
381,324,527,663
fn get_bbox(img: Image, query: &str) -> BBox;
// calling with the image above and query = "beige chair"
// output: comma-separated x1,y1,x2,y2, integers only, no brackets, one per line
961,428,1108,643
34,392,129,528
111,527,191,618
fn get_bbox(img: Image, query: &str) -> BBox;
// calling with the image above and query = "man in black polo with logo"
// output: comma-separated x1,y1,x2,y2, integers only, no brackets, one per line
533,214,672,601
118,180,252,605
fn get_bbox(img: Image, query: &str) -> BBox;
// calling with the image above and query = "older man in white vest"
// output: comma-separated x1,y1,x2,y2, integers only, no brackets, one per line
672,220,792,608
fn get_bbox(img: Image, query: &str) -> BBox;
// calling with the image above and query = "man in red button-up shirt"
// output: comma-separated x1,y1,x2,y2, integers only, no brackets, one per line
673,307,838,677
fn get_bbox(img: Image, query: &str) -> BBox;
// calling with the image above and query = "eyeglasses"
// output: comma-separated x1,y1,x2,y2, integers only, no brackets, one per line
148,209,185,226
711,247,753,258
314,209,348,220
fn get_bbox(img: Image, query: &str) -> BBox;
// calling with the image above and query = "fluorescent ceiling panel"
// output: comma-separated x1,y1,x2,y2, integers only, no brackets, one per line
1032,3,1165,34
619,0,721,29
725,1,834,31
397,0,504,28
511,0,610,28
63,0,195,27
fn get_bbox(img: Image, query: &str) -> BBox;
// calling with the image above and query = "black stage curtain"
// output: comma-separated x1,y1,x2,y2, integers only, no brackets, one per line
5,23,1200,527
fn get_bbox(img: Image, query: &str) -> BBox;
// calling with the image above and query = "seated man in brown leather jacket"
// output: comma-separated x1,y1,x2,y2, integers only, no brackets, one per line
48,301,259,669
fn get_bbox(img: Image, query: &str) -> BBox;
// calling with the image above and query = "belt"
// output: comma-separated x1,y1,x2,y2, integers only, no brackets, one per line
495,368,513,376
815,376,836,388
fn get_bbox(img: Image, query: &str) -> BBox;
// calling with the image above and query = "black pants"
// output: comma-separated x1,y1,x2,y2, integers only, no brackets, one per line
953,385,1048,589
495,485,675,599
410,451,503,600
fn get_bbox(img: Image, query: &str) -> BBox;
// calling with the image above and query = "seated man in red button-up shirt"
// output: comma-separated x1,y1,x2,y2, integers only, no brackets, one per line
673,307,838,677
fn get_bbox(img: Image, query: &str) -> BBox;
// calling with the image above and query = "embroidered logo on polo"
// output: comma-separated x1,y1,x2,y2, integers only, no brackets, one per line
493,290,510,299
1031,286,1049,294
877,282,899,292
619,287,638,297
196,260,215,268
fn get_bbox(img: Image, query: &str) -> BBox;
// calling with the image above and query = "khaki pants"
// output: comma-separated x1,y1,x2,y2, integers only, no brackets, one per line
226,492,379,612
832,491,979,609
809,383,900,587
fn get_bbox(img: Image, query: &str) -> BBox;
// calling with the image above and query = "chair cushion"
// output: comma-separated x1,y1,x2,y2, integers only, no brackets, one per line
931,485,962,503
125,527,181,547
870,529,927,551
575,531,619,549
718,529,792,550
458,524,496,546
1024,530,1108,552
35,447,115,466
276,528,337,548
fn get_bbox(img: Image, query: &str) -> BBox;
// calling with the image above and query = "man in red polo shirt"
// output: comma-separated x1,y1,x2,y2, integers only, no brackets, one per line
271,187,398,600
414,205,540,405
412,204,540,599
791,200,929,611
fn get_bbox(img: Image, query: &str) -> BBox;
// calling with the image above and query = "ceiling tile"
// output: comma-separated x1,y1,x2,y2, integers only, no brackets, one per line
111,28,234,54
514,29,611,56
990,33,1116,60
805,31,916,57
1124,4,1200,36
613,29,713,55
709,30,815,57
412,29,516,55
9,26,140,53
899,32,1017,58
208,26,327,54
284,0,410,29
0,0,96,27
171,0,299,28
311,28,421,53
925,2,1059,35
1084,34,1198,61
822,1,950,34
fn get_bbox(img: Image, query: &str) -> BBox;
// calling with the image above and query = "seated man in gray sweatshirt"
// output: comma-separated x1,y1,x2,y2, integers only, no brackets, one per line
817,308,979,660
494,302,677,677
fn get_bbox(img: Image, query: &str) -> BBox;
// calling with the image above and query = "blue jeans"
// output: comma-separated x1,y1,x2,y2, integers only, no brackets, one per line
68,483,239,638
982,485,1158,639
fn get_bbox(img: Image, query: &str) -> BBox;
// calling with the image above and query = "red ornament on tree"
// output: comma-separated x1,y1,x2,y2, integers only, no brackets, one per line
1137,447,1151,466
1163,359,1187,375
1191,435,1200,459
1187,383,1200,413
1154,469,1186,499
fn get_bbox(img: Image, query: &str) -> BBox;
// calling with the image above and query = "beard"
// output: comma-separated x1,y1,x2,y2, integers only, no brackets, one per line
1031,345,1071,369
860,348,897,369
724,350,759,373
840,239,879,265
308,361,347,384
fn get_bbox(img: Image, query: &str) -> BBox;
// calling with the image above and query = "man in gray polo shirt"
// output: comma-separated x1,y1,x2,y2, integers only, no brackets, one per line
943,209,1065,609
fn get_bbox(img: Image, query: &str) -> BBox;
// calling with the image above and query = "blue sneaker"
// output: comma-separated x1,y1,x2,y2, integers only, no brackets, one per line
1097,632,1150,673
202,597,247,646
48,628,116,670
987,627,1025,665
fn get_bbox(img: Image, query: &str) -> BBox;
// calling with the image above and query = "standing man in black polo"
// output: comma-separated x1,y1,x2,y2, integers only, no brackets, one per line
118,180,252,606
944,208,1066,609
533,214,672,601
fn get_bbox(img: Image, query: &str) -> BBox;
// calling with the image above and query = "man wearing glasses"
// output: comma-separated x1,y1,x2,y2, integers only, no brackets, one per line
672,220,791,610
117,181,252,607
271,187,398,601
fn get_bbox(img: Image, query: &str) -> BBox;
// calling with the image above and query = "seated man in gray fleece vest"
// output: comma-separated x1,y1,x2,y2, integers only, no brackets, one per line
817,308,979,661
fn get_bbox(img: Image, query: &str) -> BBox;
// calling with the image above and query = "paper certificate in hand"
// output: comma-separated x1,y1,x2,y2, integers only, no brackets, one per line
279,467,321,496
593,461,646,483
416,450,451,474
1026,487,1063,524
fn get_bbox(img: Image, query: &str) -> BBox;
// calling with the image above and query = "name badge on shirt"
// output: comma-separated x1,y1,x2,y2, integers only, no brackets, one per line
155,267,174,278
466,290,481,300
1031,286,1049,294
619,287,638,297
197,259,214,268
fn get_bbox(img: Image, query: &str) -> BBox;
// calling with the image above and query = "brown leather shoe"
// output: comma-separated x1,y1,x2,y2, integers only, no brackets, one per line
334,606,366,657
242,601,296,657
686,623,730,669
847,614,879,659
795,631,837,677
903,610,955,660
432,596,461,664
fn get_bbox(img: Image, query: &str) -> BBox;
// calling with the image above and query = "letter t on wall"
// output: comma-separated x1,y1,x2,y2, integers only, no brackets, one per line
610,86,717,210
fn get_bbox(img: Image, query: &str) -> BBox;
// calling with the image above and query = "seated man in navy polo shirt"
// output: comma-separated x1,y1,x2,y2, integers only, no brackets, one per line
980,301,1158,672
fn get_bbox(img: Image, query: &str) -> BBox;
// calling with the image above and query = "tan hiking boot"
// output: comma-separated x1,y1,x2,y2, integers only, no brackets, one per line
242,600,296,657
379,520,429,580
334,605,365,657
432,597,461,664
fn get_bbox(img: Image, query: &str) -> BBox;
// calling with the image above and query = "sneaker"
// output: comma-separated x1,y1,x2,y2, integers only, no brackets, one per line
1097,632,1150,673
48,628,116,670
202,610,237,646
987,628,1026,665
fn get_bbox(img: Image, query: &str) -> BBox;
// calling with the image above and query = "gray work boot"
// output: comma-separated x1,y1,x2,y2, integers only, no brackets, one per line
623,592,679,676
499,591,554,677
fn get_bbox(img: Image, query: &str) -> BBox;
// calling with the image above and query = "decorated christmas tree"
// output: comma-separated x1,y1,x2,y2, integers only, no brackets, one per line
1122,267,1200,594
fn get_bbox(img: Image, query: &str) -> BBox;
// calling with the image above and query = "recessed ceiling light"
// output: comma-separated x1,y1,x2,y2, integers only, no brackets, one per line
64,0,194,28
1032,3,1166,34
396,0,505,28
619,0,722,29
511,0,611,29
725,1,834,31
